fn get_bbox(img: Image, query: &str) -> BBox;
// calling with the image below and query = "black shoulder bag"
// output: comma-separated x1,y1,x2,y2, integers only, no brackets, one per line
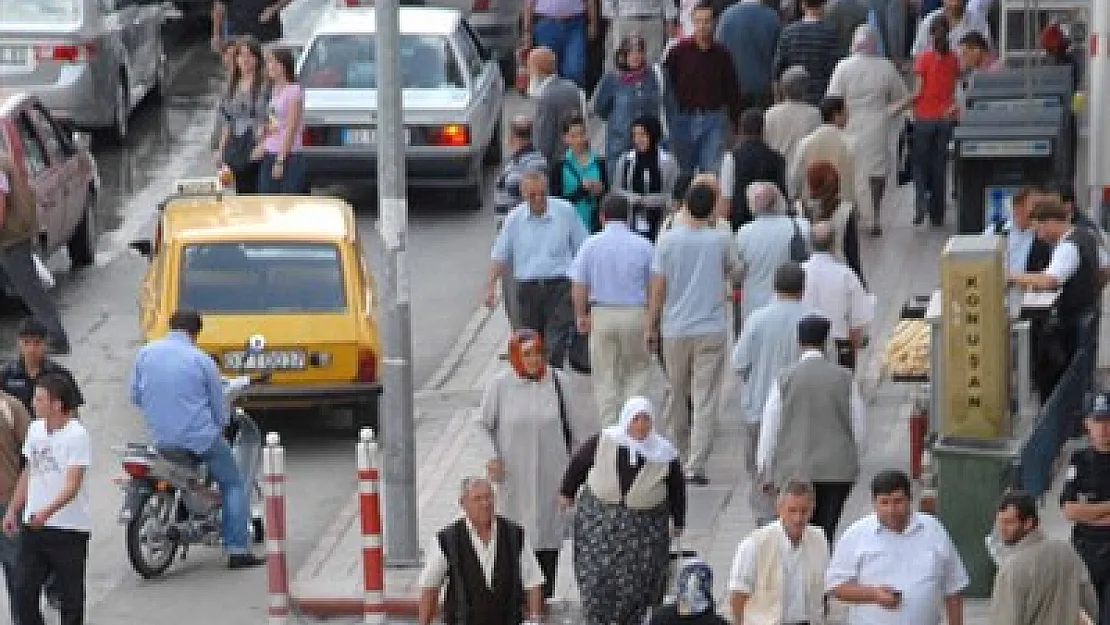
785,206,810,262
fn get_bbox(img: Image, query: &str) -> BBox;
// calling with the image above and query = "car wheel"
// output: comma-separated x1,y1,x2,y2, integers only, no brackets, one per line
483,120,503,167
67,191,97,269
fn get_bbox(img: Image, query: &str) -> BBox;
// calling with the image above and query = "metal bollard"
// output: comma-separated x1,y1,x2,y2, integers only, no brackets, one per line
264,431,290,625
357,427,386,624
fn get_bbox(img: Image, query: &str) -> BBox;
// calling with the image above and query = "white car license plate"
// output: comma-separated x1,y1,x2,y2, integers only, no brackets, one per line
223,350,306,370
0,46,31,69
343,128,409,146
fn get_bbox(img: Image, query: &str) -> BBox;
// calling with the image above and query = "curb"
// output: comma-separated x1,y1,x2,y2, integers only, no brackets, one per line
291,304,499,617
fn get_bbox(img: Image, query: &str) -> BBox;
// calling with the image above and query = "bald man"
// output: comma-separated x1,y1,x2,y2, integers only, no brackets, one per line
801,220,871,370
527,47,586,164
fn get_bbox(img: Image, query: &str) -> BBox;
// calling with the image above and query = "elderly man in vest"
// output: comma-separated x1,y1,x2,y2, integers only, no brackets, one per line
416,477,545,625
756,314,865,544
728,479,830,625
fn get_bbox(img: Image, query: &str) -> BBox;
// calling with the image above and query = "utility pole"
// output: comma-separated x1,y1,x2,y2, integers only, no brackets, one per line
375,0,420,566
1090,0,1109,218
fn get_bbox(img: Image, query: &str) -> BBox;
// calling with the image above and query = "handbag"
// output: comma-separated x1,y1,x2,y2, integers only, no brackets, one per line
567,331,591,375
222,129,256,172
785,208,810,262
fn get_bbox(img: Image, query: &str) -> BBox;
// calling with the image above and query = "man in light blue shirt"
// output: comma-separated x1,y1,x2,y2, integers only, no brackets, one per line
129,310,263,569
569,194,654,425
647,182,734,484
983,187,1051,275
487,170,589,367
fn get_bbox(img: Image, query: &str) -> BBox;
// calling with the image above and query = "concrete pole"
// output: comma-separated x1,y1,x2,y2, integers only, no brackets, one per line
376,0,420,565
1089,0,1110,215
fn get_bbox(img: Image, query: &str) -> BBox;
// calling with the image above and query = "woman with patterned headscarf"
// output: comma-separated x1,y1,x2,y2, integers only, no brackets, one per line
560,396,686,625
474,329,583,600
826,24,908,236
647,559,729,624
804,160,864,283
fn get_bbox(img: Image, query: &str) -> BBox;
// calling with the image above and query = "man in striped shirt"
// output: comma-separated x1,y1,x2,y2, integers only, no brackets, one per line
772,0,842,104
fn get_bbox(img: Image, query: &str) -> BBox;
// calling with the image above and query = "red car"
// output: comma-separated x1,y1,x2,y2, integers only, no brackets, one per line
0,90,98,269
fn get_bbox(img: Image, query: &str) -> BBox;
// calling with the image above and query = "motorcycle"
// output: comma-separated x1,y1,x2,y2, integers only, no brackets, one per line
116,373,265,578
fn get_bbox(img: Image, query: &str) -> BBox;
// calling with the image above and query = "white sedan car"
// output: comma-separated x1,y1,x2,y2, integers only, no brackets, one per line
297,6,505,208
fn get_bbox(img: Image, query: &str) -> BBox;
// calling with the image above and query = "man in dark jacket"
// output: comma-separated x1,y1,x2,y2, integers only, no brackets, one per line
718,108,787,231
0,157,70,354
0,317,83,416
416,477,545,625
528,47,585,164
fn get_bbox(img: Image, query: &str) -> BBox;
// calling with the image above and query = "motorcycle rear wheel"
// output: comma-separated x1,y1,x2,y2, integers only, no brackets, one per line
127,492,179,579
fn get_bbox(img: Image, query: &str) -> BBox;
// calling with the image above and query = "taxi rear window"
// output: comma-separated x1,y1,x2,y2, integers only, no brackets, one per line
178,242,346,313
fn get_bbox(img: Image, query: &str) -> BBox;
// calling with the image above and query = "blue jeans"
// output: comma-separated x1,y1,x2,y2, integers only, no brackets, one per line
911,120,953,223
199,438,251,554
668,110,727,176
0,502,21,625
257,152,307,194
532,15,586,88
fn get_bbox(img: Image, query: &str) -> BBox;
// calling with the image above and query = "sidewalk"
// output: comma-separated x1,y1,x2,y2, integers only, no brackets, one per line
289,182,1108,622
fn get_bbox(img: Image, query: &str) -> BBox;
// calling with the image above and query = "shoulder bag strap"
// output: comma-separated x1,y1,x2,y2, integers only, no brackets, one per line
552,373,572,453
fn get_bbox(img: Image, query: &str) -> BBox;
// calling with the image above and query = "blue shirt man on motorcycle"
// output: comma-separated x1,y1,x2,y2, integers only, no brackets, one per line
129,310,265,569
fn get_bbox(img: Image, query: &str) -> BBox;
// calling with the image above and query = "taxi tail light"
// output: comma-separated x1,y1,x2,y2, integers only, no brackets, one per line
357,349,378,383
428,124,470,147
35,42,97,63
472,0,491,10
303,127,327,146
122,460,151,479
337,0,363,5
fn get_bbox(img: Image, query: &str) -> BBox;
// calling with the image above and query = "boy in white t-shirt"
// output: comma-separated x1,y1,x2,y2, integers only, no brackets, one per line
2,372,90,625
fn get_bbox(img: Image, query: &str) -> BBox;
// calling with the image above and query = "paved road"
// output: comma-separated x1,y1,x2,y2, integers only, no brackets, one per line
0,0,523,621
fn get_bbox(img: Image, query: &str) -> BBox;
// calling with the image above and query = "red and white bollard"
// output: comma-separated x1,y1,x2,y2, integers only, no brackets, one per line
263,432,290,625
357,427,386,624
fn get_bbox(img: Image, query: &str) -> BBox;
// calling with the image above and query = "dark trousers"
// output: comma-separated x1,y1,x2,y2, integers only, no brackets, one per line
0,239,68,346
812,482,852,544
232,160,260,194
535,548,559,599
15,528,89,625
517,278,574,368
1095,566,1110,625
911,120,953,224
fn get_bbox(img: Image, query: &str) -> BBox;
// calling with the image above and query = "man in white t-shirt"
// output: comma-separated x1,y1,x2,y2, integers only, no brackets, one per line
2,372,90,625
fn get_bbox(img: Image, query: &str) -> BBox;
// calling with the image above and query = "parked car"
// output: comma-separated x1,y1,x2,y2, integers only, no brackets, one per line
333,0,520,79
0,91,99,269
131,178,383,430
296,6,505,208
0,0,168,142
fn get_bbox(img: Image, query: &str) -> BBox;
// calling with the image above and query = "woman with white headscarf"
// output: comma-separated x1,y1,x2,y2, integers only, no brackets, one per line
825,24,909,236
559,396,686,625
735,181,811,323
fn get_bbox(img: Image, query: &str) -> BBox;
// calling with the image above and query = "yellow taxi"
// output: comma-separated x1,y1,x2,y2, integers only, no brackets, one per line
132,178,382,429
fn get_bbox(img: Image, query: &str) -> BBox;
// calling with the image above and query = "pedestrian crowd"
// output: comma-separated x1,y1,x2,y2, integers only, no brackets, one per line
418,0,1110,623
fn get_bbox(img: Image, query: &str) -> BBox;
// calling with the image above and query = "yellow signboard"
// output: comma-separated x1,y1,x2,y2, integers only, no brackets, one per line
940,236,1010,439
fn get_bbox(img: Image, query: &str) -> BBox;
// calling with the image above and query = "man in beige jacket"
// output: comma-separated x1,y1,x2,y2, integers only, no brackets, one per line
728,479,830,625
989,490,1098,625
789,96,868,222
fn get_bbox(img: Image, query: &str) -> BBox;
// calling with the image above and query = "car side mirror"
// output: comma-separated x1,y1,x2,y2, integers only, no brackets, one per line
130,239,153,260
71,131,91,152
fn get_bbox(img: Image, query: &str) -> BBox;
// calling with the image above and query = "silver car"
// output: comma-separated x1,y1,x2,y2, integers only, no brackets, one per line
0,0,167,142
297,6,505,208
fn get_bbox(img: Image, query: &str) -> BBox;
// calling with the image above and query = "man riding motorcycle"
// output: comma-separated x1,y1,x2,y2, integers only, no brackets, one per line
129,309,264,569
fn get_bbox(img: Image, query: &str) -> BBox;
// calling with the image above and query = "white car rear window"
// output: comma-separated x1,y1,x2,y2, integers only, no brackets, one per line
299,34,465,90
0,0,82,25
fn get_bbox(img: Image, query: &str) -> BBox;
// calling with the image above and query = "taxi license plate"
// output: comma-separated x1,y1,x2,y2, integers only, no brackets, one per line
223,350,306,370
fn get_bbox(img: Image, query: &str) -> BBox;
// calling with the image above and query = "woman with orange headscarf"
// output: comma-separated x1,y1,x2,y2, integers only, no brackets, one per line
804,160,864,283
474,329,584,600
